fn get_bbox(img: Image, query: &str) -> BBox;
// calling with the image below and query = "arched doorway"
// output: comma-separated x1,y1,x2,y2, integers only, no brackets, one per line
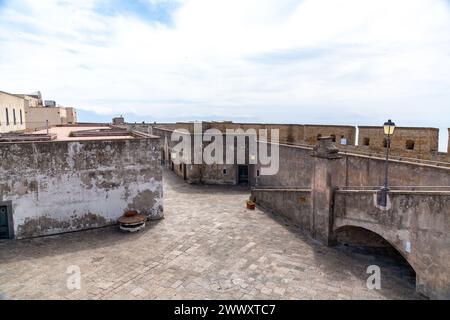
334,226,417,290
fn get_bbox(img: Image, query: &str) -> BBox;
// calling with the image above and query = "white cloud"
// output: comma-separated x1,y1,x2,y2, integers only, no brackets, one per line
0,0,449,150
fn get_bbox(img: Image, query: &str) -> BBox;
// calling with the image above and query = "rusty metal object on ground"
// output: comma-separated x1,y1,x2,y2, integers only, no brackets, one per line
118,211,146,233
124,210,138,217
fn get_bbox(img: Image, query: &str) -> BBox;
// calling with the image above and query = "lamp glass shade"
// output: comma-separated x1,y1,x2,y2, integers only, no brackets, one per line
383,120,396,135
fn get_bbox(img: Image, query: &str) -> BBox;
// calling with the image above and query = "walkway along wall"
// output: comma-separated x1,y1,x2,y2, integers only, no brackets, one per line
151,127,257,186
133,122,448,162
256,142,450,188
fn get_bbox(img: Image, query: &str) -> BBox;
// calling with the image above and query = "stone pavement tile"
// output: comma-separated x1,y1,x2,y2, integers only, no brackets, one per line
273,287,286,296
260,287,273,295
130,287,147,297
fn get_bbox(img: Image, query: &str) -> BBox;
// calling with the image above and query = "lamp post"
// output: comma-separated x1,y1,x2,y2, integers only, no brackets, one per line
380,119,396,206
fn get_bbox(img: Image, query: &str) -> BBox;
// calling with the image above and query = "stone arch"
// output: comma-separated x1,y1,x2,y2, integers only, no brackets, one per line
333,224,419,283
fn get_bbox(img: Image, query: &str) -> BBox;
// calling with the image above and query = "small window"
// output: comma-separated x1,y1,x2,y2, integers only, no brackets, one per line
317,134,322,141
363,137,370,146
20,110,23,125
405,140,415,150
383,138,388,148
223,169,227,175
5,108,9,125
13,109,16,125
330,134,336,142
257,170,260,177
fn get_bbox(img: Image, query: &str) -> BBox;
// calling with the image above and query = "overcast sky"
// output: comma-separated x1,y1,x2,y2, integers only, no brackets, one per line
0,0,449,150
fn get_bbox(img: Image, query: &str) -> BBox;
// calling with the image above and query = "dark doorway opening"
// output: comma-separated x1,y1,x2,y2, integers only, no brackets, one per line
183,164,187,181
0,202,13,239
238,165,249,185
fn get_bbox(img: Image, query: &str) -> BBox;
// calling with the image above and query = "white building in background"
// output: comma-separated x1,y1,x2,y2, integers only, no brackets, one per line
15,91,43,108
7,91,77,132
0,91,26,133
66,107,77,124
24,105,69,131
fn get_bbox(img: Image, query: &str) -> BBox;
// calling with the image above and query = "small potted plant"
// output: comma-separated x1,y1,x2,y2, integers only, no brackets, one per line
246,199,256,210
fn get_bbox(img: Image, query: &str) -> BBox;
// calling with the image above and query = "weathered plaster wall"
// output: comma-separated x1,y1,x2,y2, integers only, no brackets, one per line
152,125,449,188
333,190,450,299
335,153,450,187
152,127,196,182
256,143,450,189
143,123,449,164
252,149,450,299
200,164,237,185
303,125,356,146
0,138,163,239
256,144,313,188
153,127,253,185
251,188,312,232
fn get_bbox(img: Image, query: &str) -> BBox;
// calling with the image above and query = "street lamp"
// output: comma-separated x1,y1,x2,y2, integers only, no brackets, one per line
379,119,396,206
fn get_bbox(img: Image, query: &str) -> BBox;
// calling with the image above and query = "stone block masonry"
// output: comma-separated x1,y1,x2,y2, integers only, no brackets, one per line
251,138,450,299
138,122,448,163
250,188,312,232
334,189,450,299
0,137,163,239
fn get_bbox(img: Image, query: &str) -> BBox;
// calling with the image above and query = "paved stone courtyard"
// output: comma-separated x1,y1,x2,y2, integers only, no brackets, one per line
0,170,420,300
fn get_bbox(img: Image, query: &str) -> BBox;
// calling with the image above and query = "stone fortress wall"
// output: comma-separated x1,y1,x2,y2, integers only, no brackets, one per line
250,138,450,299
0,136,163,239
126,121,450,188
128,121,449,163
